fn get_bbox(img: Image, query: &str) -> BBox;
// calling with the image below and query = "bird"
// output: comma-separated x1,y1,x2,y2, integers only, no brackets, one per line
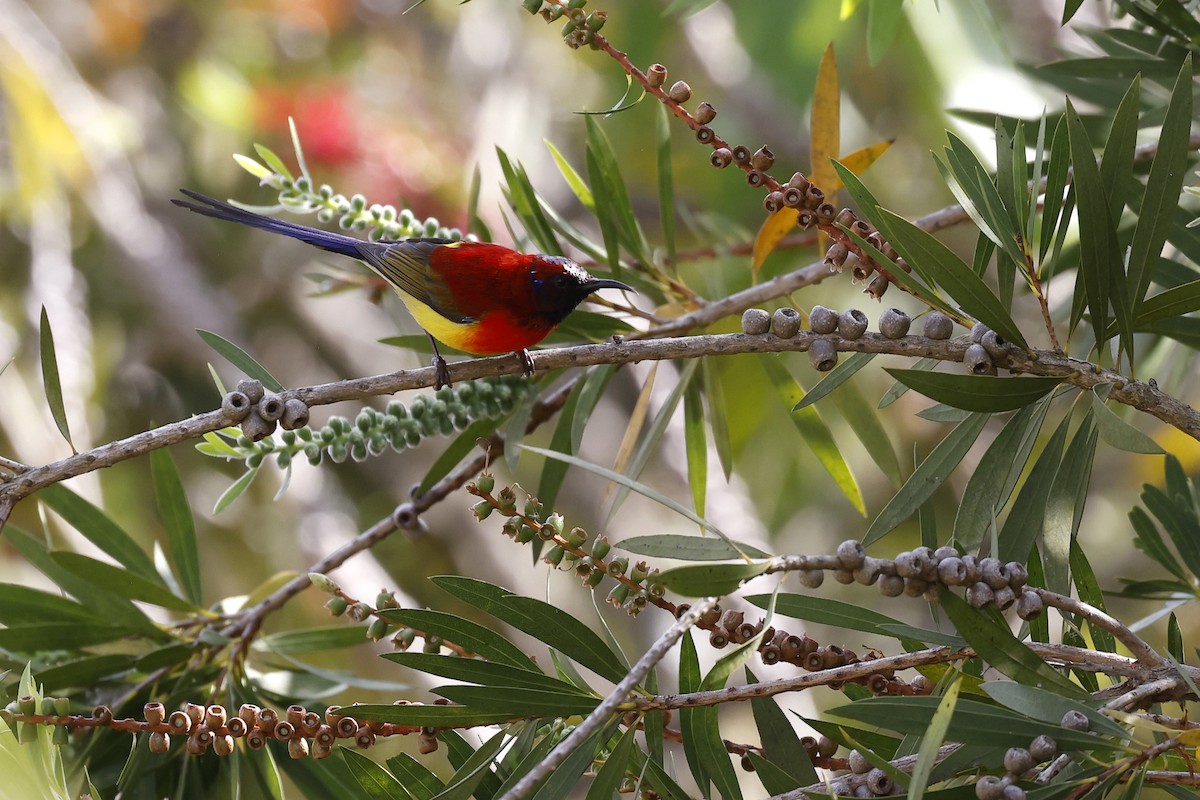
173,190,634,388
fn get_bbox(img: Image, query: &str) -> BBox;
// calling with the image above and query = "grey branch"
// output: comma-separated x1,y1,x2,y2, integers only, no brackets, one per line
498,597,720,800
3,329,1196,529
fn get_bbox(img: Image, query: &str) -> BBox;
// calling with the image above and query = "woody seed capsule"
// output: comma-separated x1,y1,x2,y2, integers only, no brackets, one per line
964,344,996,375
221,391,251,421
667,81,692,103
981,330,1008,359
809,339,838,371
824,242,849,271
731,145,751,164
750,146,775,170
741,308,771,335
281,398,310,430
923,312,954,340
237,379,265,404
695,102,717,124
837,309,868,340
710,148,733,168
809,305,838,334
783,187,804,207
771,307,801,338
763,191,785,213
647,64,667,88
878,308,911,339
696,126,714,144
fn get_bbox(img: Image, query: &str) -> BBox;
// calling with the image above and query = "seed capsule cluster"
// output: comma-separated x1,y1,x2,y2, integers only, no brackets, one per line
975,730,1063,800
830,749,901,796
737,305,929,372
964,323,1012,375
468,477,666,616
222,379,311,443
208,376,533,473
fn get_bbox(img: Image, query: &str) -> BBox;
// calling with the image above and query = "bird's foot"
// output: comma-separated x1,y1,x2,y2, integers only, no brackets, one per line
516,349,535,377
432,354,453,389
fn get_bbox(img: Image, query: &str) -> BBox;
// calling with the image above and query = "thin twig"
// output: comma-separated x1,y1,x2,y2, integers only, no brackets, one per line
1036,589,1165,667
498,597,720,800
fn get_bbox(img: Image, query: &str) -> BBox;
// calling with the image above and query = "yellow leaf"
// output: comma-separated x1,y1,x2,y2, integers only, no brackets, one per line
811,43,841,201
840,0,864,20
751,208,800,274
603,363,657,508
1179,728,1200,746
825,139,895,193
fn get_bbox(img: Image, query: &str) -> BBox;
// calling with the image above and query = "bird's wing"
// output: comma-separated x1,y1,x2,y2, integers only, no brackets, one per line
361,239,473,324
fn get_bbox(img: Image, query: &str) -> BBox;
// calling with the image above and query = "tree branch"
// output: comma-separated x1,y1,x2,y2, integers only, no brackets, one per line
498,596,721,800
4,329,1195,528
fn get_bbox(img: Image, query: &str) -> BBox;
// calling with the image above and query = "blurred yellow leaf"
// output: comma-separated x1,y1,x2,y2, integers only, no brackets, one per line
751,208,800,274
825,139,894,193
811,43,841,202
840,0,865,20
1179,728,1200,746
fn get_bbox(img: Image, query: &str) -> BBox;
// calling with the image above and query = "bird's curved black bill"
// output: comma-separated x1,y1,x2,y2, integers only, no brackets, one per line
582,278,636,294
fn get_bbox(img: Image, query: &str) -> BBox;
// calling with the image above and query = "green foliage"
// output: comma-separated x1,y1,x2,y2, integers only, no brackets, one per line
3,2,1200,799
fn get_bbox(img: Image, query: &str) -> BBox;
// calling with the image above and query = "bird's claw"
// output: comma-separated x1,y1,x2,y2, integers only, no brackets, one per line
433,355,453,389
516,349,535,377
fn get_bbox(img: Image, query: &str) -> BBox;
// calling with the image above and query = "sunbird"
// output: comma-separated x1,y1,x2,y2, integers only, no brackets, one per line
173,190,633,387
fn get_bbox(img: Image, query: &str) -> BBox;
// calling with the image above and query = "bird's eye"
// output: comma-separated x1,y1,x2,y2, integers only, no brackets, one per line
551,275,570,290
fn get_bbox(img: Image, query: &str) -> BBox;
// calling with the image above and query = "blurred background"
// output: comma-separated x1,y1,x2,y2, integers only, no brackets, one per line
1,0,1194,792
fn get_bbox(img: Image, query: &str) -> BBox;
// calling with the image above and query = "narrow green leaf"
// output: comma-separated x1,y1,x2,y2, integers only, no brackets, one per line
195,329,283,391
1069,539,1117,655
617,534,770,561
1061,0,1085,22
793,352,876,410
0,623,132,651
377,608,534,670
997,411,1071,563
531,724,610,800
571,364,616,452
213,466,259,514
435,686,600,717
982,683,1129,739
4,527,156,634
535,379,583,511
0,582,102,625
386,754,444,800
384,653,582,693
585,116,651,266
420,418,501,495
833,379,903,487
259,626,370,654
253,143,294,181
684,379,707,519
745,593,948,644
523,445,733,544
609,360,699,521
585,724,638,800
879,357,937,408
1130,57,1193,308
678,632,709,797
1141,485,1200,579
49,552,196,612
1041,412,1097,595
885,370,1059,413
701,358,733,479
747,668,817,786
341,748,413,800
430,731,507,800
866,0,904,65
873,209,1028,350
150,448,202,604
430,576,628,683
39,307,74,452
545,140,594,210
907,674,961,800
656,103,677,268
1066,100,1129,357
939,587,1087,698
1135,280,1200,325
1039,115,1071,262
953,398,1051,549
345,704,515,728
936,137,1026,269
1091,390,1163,454
1128,506,1187,581
655,562,768,597
38,484,159,581
864,412,990,545
497,148,562,255
1167,613,1184,663
1099,76,1140,224
762,358,865,515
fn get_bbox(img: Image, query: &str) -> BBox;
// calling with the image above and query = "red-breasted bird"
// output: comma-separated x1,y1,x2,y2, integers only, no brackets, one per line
173,190,633,387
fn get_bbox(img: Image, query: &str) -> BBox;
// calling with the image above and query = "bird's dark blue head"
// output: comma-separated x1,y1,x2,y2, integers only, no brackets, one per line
528,256,634,324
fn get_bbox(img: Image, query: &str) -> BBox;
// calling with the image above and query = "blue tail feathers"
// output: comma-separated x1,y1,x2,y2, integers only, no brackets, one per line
172,189,365,259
